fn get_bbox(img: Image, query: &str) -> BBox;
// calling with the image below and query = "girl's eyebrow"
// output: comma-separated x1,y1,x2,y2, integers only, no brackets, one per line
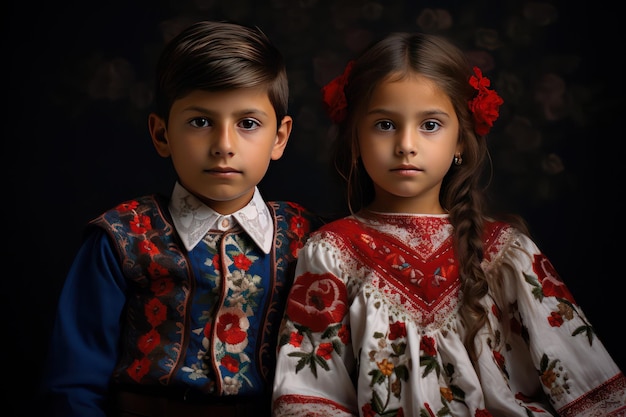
366,107,451,118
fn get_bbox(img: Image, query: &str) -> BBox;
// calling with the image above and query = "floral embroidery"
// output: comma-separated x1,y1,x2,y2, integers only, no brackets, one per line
279,272,349,376
363,327,409,417
538,353,571,402
286,272,348,332
527,253,595,345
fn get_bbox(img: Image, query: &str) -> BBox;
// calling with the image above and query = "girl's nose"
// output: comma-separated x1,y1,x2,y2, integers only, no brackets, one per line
395,130,417,156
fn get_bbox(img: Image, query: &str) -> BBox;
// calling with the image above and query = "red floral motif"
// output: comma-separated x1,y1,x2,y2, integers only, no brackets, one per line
316,342,334,359
475,409,494,417
137,329,160,354
286,272,348,332
212,254,220,271
288,331,303,347
130,214,151,234
468,66,504,136
532,253,576,303
221,355,240,373
420,335,437,357
127,357,151,382
321,60,355,124
117,200,139,213
290,214,309,238
148,262,169,279
216,311,248,345
233,253,252,271
145,297,167,327
548,311,564,327
138,239,158,256
389,321,407,340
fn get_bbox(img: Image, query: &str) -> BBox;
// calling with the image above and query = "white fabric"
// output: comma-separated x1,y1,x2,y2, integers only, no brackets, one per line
168,182,273,254
272,211,625,417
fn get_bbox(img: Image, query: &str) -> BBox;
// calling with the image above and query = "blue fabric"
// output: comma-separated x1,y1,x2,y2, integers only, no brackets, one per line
41,230,126,417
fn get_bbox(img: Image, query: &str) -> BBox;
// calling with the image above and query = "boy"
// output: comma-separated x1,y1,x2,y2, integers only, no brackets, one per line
40,20,321,417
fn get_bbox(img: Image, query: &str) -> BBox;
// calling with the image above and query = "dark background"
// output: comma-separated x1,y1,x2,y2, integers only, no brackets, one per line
4,1,622,415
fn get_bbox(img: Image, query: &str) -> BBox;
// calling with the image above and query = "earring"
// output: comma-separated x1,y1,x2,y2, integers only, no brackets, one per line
453,153,463,165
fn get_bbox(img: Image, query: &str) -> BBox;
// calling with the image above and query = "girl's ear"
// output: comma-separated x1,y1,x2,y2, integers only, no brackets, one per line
148,113,171,157
270,115,293,160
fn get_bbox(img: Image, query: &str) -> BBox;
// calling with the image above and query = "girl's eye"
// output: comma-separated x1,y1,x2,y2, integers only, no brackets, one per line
375,120,395,131
190,117,211,128
422,120,441,132
239,119,261,130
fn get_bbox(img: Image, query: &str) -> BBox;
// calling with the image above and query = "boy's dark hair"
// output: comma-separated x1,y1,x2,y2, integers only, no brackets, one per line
154,20,289,127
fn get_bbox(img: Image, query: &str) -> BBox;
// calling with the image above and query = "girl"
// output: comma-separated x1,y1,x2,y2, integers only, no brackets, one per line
272,32,625,417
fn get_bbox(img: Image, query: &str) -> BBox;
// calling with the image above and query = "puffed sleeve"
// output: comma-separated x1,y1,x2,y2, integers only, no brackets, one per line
479,228,626,417
272,231,358,417
39,229,127,417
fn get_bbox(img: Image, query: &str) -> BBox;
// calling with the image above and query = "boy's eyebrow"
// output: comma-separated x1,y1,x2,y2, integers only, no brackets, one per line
182,105,270,117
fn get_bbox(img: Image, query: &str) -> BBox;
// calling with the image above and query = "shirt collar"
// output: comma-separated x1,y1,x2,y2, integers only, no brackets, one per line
168,182,274,254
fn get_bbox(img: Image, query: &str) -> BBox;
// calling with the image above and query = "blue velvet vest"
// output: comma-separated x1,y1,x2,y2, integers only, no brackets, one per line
89,194,320,397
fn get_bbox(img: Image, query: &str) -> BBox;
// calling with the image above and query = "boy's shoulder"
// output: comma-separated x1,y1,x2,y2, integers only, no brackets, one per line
266,200,324,230
89,193,171,226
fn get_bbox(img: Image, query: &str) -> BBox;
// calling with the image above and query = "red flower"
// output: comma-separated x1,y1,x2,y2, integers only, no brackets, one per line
138,239,158,256
137,329,160,355
290,214,309,238
321,60,355,124
468,66,504,136
130,214,151,234
420,335,437,357
145,297,167,327
289,331,303,347
233,253,252,271
117,200,139,213
286,272,348,332
216,311,248,345
316,342,334,359
548,311,564,327
532,254,576,303
389,321,407,340
221,355,240,373
127,357,151,382
212,254,220,271
475,409,494,417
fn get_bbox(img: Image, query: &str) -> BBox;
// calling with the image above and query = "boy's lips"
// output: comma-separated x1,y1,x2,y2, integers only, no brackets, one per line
206,166,241,174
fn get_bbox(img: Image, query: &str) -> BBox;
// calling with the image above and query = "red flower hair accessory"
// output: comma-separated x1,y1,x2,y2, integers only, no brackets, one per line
321,60,355,124
468,66,504,136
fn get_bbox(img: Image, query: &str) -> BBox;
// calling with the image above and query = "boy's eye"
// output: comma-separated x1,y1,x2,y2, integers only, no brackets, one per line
239,119,260,130
190,117,211,128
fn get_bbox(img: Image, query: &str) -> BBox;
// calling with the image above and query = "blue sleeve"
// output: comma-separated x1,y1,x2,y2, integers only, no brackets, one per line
40,228,127,417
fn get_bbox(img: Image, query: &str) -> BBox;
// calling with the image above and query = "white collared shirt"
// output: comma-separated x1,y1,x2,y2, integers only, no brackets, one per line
168,182,274,254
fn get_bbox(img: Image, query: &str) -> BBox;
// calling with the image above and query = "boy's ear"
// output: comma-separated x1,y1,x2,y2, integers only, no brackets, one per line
148,113,170,157
270,115,292,160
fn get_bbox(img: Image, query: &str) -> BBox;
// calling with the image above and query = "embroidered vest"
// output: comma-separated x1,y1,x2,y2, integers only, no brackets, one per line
88,194,320,396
